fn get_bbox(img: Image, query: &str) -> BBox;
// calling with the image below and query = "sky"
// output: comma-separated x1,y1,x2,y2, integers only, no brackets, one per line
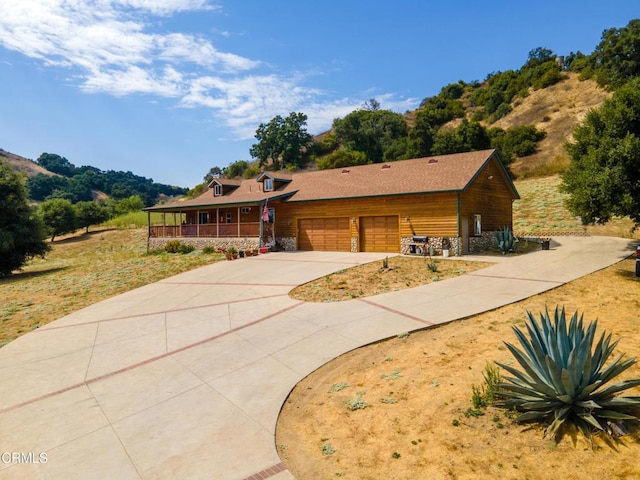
0,1,637,189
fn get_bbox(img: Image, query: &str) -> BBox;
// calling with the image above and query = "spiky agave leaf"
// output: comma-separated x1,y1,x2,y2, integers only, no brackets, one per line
495,306,640,439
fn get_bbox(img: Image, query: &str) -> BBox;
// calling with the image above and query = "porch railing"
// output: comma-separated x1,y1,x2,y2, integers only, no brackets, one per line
149,223,261,238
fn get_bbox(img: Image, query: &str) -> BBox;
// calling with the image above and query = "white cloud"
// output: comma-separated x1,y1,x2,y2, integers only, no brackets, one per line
0,0,417,139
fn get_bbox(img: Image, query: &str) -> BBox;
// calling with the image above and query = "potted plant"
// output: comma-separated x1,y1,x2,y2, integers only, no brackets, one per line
226,247,237,260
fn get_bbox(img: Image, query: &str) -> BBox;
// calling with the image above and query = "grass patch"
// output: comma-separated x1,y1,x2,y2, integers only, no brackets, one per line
0,228,223,346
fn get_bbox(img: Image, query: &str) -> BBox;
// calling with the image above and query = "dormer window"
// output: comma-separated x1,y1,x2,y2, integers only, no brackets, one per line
264,178,273,192
213,184,222,196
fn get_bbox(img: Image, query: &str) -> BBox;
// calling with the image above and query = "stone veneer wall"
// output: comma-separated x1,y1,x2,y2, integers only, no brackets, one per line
149,237,259,252
468,231,497,253
401,237,461,256
276,237,296,251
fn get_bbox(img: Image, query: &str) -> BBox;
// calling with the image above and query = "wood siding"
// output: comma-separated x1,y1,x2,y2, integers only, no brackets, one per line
459,158,514,232
274,193,459,251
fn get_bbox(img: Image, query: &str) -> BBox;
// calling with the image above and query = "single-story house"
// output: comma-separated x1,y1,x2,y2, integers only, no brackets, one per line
144,149,519,255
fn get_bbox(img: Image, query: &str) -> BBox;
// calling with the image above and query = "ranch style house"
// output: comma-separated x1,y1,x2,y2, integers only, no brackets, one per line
144,149,519,256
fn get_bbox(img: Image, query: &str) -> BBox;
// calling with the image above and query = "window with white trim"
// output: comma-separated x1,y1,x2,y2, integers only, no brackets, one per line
226,212,232,223
241,207,251,214
199,212,209,224
264,178,273,192
213,184,222,196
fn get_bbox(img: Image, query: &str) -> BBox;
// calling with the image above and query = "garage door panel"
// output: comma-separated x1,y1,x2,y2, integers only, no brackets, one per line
298,217,350,251
360,216,399,253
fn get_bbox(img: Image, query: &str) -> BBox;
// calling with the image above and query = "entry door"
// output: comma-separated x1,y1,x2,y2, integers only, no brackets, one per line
461,217,469,254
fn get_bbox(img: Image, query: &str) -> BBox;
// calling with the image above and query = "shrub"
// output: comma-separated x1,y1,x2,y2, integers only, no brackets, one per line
164,240,181,253
202,246,216,254
496,306,640,439
177,243,194,254
164,240,194,254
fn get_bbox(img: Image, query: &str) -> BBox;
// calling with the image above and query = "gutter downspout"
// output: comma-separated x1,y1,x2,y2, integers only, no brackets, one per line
456,193,461,256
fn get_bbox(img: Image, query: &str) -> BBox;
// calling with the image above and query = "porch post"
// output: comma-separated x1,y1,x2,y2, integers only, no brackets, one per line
237,207,241,237
216,208,219,237
162,213,166,238
196,210,200,237
146,211,150,253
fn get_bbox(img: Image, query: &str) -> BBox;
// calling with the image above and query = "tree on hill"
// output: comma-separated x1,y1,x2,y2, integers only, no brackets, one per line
562,78,640,226
332,108,408,163
75,201,110,233
37,153,77,177
0,161,50,276
590,19,640,89
250,112,313,170
40,198,77,242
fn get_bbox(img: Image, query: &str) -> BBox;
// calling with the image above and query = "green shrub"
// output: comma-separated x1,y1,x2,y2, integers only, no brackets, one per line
164,240,194,254
164,240,181,253
178,243,194,254
202,246,216,254
496,306,640,439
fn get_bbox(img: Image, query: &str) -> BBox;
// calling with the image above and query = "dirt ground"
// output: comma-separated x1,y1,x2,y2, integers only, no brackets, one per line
276,256,640,480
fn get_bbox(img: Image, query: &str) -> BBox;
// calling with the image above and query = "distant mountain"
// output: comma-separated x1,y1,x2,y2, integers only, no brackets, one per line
0,149,54,177
0,149,188,205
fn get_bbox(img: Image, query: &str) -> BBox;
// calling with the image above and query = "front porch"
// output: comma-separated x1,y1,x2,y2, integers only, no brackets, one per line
146,204,277,252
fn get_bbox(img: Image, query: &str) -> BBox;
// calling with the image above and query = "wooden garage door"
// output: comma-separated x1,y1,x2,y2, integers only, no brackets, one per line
298,217,350,251
359,216,399,253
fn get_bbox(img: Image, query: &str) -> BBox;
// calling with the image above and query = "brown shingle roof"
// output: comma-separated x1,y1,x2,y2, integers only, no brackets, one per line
280,149,510,201
146,149,517,211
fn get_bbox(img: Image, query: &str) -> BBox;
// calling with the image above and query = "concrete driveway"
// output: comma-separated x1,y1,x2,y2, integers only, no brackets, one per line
0,236,634,479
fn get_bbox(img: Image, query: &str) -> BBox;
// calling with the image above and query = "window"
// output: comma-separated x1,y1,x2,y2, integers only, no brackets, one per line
199,212,209,224
213,184,222,196
264,178,273,192
226,212,232,223
241,207,251,214
473,214,482,236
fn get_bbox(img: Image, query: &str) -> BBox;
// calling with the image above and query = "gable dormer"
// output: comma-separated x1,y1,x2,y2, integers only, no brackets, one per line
256,172,292,192
207,177,242,197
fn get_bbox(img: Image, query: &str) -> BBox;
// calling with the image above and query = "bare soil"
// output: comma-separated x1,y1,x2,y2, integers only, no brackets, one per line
290,256,493,303
276,256,640,480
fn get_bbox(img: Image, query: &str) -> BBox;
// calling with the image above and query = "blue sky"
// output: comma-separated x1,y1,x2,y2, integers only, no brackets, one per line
0,1,637,188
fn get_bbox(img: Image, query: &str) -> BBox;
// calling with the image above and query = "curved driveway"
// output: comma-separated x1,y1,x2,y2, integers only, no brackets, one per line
0,236,634,479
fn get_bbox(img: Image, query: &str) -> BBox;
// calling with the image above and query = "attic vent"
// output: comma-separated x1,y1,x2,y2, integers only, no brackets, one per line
428,158,438,164
342,169,350,174
381,164,391,169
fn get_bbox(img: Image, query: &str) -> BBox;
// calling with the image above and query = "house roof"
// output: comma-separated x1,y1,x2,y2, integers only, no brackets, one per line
145,149,518,212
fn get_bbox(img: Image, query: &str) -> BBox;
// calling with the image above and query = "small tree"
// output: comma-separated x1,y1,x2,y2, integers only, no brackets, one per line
0,161,50,276
75,201,110,233
40,198,77,242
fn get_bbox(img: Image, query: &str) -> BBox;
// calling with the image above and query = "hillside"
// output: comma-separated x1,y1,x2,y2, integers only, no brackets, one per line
438,72,610,179
489,73,610,178
0,148,55,177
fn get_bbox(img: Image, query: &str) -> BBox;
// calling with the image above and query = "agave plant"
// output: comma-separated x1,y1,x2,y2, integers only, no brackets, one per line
495,226,517,254
496,306,640,439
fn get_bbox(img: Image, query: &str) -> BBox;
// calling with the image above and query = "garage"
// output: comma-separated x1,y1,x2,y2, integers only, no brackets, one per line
359,215,399,253
298,217,350,251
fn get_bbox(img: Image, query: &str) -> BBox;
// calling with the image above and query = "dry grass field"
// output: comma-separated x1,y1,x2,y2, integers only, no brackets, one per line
0,228,222,346
277,257,640,480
